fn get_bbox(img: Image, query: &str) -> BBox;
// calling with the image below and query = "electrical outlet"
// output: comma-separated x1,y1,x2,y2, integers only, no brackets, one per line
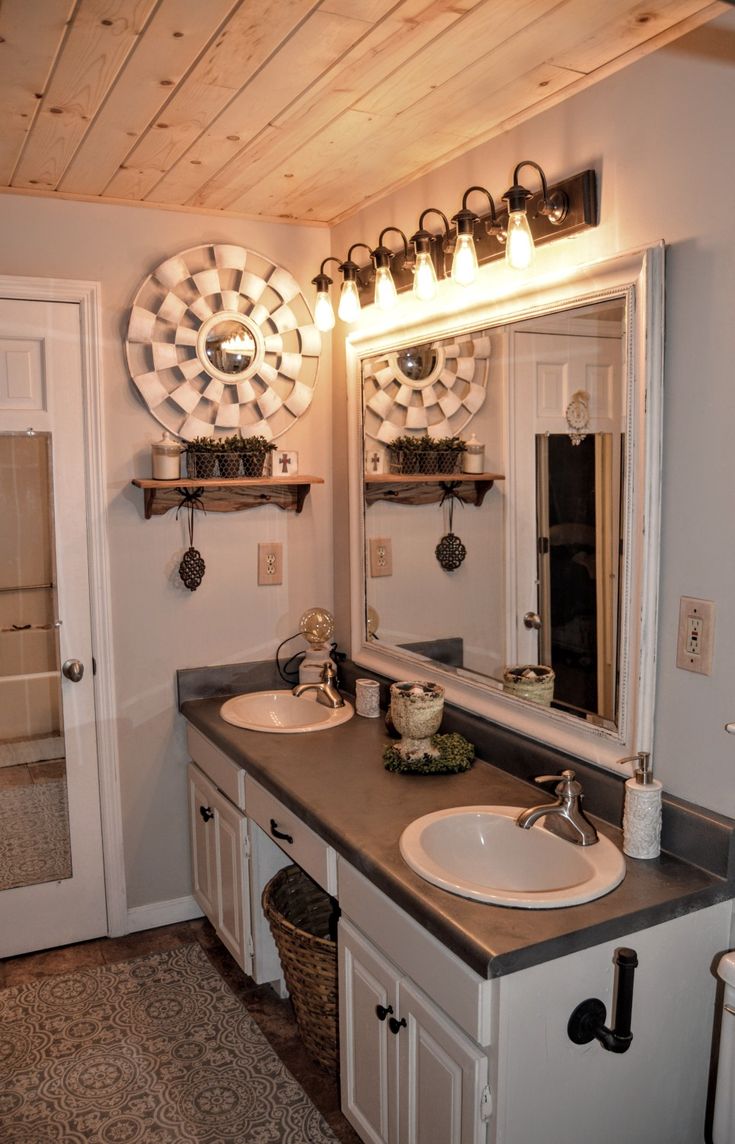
258,542,283,586
676,596,715,675
369,537,392,578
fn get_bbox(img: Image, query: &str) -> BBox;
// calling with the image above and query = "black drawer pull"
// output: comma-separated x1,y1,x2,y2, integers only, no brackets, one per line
199,805,214,822
388,1016,407,1035
270,818,294,845
376,1004,393,1022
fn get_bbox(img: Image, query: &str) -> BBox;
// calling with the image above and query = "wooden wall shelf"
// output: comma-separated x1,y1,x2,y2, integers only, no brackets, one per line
132,476,323,519
364,472,504,508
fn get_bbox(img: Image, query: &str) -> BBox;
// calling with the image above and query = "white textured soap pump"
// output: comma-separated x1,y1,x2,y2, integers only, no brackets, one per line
617,750,662,859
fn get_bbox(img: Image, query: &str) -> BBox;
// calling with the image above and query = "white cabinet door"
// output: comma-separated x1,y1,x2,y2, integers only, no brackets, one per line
187,761,252,976
340,918,488,1144
215,792,252,976
188,762,218,922
340,918,396,1144
398,976,488,1144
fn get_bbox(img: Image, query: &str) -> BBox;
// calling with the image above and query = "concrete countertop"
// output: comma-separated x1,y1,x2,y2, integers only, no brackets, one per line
181,695,733,979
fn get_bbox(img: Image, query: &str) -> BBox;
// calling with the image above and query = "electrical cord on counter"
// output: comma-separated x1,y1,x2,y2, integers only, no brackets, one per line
275,631,303,684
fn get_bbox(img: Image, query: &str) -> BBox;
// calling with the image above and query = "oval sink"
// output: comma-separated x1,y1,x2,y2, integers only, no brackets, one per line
399,805,625,909
220,690,353,733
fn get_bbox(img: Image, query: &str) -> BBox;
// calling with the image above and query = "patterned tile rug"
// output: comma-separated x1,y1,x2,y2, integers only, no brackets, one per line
0,944,339,1143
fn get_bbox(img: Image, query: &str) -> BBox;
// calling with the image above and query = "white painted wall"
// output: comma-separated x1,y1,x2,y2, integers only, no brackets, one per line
332,12,735,817
0,195,332,911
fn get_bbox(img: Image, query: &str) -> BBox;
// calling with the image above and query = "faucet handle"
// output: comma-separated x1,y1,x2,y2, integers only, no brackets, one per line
535,769,581,796
535,768,575,786
321,659,338,682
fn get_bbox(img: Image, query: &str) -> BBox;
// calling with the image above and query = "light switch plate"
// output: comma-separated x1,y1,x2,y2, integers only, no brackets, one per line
369,537,392,578
676,596,715,674
258,542,283,586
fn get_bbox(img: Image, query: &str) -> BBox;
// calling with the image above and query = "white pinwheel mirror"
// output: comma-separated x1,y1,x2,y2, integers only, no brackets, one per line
346,246,664,772
126,243,321,441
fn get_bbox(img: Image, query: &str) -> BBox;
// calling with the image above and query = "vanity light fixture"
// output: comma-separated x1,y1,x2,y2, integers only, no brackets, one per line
371,227,409,311
502,160,569,271
338,243,372,323
311,256,342,332
410,209,451,301
450,186,505,286
308,165,597,322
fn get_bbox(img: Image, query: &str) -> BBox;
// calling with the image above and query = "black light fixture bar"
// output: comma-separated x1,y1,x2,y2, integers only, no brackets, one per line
356,168,597,303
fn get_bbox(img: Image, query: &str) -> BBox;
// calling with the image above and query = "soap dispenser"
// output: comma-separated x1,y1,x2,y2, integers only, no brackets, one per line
618,751,662,859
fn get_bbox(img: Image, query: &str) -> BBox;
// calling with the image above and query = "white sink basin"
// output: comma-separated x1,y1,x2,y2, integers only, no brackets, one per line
399,805,625,909
219,690,353,733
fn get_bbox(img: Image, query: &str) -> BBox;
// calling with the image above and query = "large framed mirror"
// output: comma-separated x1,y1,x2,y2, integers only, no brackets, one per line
346,246,663,772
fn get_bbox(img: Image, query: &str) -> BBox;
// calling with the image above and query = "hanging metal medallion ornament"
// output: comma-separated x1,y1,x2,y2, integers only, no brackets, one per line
177,492,206,591
125,244,321,442
435,487,467,571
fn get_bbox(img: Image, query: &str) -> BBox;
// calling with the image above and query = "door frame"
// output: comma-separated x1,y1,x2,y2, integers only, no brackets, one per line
0,273,126,936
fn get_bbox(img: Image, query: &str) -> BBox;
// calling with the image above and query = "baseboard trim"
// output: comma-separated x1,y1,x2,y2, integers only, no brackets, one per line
126,895,203,934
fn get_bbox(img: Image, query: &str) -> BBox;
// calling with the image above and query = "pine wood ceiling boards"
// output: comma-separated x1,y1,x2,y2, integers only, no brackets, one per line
0,0,727,226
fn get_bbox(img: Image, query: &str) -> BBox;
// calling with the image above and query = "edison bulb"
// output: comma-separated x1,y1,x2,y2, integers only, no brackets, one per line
451,232,478,286
374,265,398,310
314,290,335,332
505,210,535,270
413,251,438,301
338,279,361,323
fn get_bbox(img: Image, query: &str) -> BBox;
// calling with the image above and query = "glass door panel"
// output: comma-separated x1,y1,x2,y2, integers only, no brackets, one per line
0,431,71,891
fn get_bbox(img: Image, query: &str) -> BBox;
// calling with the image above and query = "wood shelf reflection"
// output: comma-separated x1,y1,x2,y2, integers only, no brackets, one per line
364,472,504,508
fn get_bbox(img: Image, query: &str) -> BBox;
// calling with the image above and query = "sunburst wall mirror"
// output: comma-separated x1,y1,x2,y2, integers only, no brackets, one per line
126,243,322,441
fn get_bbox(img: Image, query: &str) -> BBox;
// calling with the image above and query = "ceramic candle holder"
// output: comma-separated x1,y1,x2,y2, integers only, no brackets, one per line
389,681,445,760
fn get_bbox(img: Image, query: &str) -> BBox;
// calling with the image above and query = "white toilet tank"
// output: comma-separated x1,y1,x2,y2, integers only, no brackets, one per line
714,951,735,1143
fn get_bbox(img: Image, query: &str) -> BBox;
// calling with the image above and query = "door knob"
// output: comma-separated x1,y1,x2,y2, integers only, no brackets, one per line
62,659,85,682
523,612,542,630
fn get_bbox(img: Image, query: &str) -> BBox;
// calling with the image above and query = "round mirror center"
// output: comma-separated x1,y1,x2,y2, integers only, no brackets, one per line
396,347,436,381
205,320,256,375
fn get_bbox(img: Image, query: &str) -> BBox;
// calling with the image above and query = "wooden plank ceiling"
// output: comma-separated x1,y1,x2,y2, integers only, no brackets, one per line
0,0,726,226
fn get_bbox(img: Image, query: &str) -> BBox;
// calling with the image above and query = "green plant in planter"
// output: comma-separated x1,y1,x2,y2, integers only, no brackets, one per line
388,433,466,474
237,434,277,478
186,435,220,478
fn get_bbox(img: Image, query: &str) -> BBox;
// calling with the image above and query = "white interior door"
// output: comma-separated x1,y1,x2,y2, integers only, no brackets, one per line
511,328,622,680
0,297,107,956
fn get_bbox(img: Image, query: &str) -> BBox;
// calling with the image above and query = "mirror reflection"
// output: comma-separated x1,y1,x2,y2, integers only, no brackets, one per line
204,319,257,375
0,433,72,891
361,297,625,728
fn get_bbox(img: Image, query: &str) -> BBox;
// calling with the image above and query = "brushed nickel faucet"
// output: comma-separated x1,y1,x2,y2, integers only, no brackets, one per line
516,769,599,846
292,660,344,709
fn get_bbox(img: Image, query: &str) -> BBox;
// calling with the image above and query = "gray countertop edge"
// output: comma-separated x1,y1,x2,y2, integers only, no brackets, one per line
179,688,734,980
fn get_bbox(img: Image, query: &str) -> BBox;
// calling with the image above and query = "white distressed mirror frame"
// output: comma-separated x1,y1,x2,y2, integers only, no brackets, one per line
346,245,664,774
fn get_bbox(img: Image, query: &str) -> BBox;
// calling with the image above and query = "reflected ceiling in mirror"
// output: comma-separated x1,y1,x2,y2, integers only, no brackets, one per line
347,247,664,771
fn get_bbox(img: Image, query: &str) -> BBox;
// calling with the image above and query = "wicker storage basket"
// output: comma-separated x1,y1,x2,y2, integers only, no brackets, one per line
262,864,339,1072
502,664,555,706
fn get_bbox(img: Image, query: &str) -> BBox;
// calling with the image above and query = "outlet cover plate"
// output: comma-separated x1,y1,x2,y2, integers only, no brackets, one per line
369,537,392,578
258,542,283,586
676,596,714,675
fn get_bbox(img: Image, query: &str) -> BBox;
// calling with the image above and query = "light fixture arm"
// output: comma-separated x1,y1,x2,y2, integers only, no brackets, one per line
310,255,343,292
372,227,410,270
340,242,373,286
455,185,505,244
508,160,568,224
412,208,452,254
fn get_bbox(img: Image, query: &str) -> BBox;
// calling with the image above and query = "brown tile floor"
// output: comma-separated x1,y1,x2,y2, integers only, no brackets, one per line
0,918,362,1144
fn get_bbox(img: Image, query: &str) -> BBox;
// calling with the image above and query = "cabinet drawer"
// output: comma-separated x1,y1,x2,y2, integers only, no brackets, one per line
186,725,246,810
246,777,337,895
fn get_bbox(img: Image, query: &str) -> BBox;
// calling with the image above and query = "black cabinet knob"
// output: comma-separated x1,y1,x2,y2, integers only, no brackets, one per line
388,1016,407,1035
199,805,214,822
375,1004,393,1022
